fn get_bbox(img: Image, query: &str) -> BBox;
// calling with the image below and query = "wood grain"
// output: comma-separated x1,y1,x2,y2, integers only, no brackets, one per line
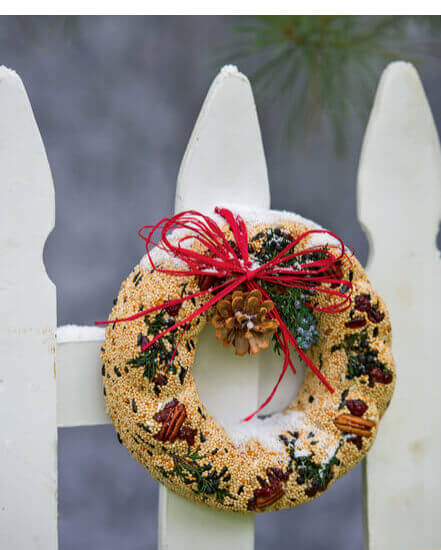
359,62,441,550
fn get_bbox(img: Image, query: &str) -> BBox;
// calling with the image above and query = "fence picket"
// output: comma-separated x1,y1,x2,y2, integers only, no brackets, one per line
0,67,57,550
358,62,441,549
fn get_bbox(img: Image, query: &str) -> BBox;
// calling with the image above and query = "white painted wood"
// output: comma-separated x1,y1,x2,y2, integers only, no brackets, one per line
175,65,270,215
160,65,273,550
358,62,441,550
0,67,57,549
56,326,108,427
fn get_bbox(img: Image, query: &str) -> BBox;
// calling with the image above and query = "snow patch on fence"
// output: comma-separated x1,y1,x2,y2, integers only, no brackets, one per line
57,324,105,343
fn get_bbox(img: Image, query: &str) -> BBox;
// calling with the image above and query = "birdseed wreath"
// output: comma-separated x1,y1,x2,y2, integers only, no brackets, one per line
99,206,395,512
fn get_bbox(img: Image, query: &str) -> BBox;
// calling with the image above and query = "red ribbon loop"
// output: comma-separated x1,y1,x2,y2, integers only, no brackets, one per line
97,208,353,421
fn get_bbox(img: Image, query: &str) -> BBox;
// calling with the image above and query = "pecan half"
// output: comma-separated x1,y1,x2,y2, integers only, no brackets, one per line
334,413,376,437
154,399,187,443
247,467,289,511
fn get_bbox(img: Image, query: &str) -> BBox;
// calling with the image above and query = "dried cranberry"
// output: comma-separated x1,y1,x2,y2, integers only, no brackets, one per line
346,399,368,417
305,486,318,497
268,467,289,482
153,373,168,386
178,425,197,446
348,435,363,450
345,317,367,329
355,294,371,312
368,367,393,386
367,306,385,324
165,303,182,317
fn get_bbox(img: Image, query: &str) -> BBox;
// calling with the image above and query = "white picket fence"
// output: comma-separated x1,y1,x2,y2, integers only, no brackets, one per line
0,62,440,550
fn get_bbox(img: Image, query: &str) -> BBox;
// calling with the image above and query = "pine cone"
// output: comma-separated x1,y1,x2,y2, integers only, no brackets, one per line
212,289,279,356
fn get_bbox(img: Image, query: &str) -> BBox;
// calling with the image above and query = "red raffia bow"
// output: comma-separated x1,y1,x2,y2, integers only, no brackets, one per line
97,207,353,421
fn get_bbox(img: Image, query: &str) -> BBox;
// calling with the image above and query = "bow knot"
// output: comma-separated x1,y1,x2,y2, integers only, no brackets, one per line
245,268,257,281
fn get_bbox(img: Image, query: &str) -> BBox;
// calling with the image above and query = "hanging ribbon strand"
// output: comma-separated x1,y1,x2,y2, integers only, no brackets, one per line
97,207,353,421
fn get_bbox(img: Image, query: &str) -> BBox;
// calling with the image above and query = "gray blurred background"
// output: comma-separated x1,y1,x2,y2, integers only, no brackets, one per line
0,15,440,550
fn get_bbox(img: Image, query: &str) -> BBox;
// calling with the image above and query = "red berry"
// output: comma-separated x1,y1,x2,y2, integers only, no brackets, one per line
305,486,318,497
345,317,367,329
153,373,168,386
268,467,289,482
354,294,370,312
165,303,181,317
178,425,197,446
367,307,385,324
346,399,368,417
369,367,393,385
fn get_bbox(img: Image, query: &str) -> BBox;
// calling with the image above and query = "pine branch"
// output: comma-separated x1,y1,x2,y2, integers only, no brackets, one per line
228,15,441,153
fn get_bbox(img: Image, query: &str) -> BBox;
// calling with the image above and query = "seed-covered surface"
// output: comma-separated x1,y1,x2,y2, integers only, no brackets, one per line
102,214,395,512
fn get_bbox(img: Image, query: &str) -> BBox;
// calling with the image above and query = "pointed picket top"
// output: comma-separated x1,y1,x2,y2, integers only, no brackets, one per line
0,66,57,549
175,65,270,213
0,66,56,276
358,62,441,549
358,61,441,265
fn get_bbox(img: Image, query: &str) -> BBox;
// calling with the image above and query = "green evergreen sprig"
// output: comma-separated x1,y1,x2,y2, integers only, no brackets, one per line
159,446,236,504
127,312,178,380
281,431,342,495
332,327,391,380
252,228,320,352
229,15,441,152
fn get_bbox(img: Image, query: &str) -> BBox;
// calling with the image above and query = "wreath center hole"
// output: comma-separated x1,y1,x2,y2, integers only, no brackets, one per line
193,323,306,425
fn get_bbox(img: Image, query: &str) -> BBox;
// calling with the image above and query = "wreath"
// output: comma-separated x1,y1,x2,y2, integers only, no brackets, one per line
98,206,395,512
